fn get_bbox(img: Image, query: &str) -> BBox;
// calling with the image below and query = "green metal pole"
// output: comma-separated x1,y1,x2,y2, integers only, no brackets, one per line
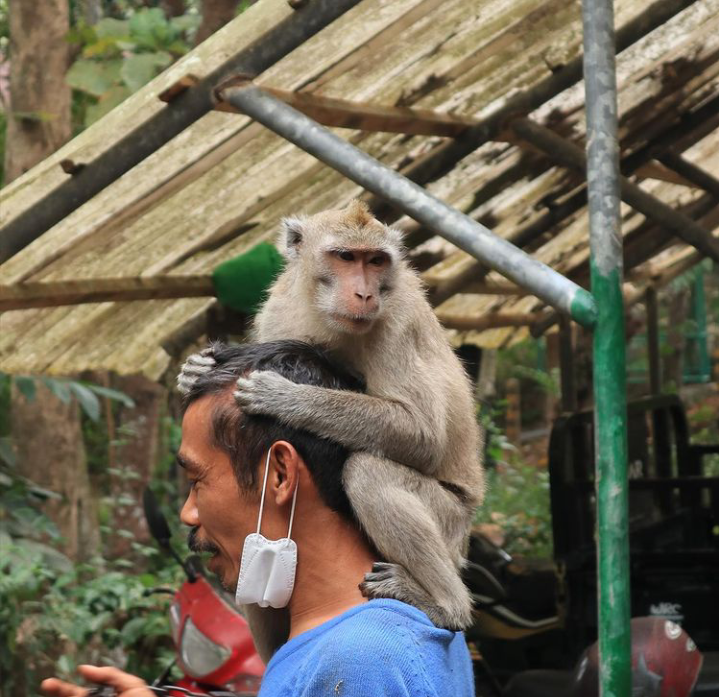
581,0,632,694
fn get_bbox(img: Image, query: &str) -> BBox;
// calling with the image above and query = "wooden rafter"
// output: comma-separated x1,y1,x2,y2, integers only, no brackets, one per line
215,78,478,138
0,276,215,311
435,311,542,332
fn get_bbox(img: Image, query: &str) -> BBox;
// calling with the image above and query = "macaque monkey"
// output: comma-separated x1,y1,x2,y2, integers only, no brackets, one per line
180,201,484,657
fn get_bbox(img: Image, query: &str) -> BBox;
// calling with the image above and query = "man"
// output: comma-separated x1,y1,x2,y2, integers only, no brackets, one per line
42,341,474,697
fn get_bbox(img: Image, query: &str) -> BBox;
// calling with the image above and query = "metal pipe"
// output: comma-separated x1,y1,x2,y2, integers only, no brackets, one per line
581,0,631,692
0,0,364,263
219,82,597,328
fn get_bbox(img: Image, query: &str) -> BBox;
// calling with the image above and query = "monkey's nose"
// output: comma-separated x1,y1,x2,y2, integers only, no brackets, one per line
355,292,374,304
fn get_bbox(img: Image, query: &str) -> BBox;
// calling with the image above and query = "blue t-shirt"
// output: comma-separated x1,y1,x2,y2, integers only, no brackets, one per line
258,599,475,696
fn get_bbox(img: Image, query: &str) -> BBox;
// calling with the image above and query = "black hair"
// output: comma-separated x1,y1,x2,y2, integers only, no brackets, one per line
182,340,365,521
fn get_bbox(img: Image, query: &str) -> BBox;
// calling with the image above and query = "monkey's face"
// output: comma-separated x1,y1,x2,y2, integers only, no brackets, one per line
279,202,403,336
313,245,394,335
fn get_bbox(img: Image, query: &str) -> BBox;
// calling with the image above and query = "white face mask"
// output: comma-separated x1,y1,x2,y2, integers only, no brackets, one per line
235,449,299,609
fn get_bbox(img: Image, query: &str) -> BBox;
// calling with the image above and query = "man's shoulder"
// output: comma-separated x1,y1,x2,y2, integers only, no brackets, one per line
261,600,474,697
311,599,430,653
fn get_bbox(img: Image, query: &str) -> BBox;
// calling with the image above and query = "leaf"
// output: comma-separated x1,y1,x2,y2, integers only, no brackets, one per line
121,616,149,644
170,14,201,33
95,17,131,39
66,59,121,97
69,382,101,422
13,376,37,402
57,654,75,678
0,440,17,468
129,8,176,51
82,37,123,59
43,377,72,404
86,383,135,408
85,85,132,125
120,51,172,92
66,23,98,47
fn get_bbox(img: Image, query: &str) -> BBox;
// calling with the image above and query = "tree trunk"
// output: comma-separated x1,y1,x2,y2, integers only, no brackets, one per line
194,0,243,45
4,0,72,184
161,0,186,18
107,375,166,558
11,383,100,562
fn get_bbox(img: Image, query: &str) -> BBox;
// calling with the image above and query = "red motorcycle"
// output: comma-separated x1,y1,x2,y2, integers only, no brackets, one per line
88,490,265,697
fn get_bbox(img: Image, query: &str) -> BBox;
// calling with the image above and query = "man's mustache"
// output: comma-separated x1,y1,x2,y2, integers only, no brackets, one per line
187,526,221,555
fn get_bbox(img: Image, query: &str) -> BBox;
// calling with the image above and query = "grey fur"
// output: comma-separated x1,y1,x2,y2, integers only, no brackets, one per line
177,348,216,395
240,201,484,655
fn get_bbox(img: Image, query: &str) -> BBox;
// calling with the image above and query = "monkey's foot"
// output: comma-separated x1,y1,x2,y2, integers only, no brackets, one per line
360,562,473,631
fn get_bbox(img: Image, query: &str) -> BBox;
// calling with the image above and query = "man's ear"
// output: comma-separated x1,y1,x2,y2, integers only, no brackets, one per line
278,217,305,261
269,441,301,506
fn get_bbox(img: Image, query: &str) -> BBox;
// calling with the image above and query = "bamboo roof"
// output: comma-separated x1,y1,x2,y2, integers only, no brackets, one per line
1,0,718,379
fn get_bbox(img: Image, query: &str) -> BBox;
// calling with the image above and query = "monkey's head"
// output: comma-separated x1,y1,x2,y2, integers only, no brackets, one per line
278,200,405,336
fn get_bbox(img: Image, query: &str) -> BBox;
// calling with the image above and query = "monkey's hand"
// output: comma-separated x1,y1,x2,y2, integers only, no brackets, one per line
234,370,300,417
177,347,216,395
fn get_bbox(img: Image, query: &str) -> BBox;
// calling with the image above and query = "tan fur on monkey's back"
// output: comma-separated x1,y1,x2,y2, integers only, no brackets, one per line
252,200,485,506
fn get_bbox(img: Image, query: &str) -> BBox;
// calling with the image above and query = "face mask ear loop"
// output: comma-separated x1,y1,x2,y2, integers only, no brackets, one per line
256,449,272,535
286,481,299,539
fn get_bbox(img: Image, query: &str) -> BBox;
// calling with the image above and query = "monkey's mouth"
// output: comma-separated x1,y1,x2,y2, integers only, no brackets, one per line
331,312,376,332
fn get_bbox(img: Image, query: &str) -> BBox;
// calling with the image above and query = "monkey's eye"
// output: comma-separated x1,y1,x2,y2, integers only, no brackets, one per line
369,255,386,266
337,250,355,262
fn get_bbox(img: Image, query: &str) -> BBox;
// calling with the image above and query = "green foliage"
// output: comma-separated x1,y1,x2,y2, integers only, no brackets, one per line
0,439,184,694
0,0,7,50
67,8,199,127
475,459,553,558
478,399,515,469
510,364,559,397
1,372,134,427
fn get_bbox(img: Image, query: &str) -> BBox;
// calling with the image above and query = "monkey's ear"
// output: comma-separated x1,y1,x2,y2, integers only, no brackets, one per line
386,225,407,256
279,217,305,260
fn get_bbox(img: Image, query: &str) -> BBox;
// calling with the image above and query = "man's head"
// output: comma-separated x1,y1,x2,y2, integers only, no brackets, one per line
178,340,364,592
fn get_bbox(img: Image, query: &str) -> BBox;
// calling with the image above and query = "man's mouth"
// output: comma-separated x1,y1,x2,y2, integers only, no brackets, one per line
187,527,221,556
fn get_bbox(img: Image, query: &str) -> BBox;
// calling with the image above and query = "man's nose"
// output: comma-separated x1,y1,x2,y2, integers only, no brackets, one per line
179,491,200,527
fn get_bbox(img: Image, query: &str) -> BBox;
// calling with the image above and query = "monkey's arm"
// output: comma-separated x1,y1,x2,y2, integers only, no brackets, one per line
235,371,443,475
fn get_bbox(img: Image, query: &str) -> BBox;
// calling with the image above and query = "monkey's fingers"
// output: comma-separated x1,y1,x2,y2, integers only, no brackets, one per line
177,352,217,394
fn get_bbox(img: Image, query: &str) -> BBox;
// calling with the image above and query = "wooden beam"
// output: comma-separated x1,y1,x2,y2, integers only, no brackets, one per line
645,287,662,395
216,78,478,137
0,276,215,311
558,314,577,412
658,152,719,198
634,161,697,188
435,311,541,331
459,280,527,296
512,118,719,263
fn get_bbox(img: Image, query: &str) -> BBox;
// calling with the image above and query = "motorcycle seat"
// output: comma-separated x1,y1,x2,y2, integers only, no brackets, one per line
502,670,572,697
